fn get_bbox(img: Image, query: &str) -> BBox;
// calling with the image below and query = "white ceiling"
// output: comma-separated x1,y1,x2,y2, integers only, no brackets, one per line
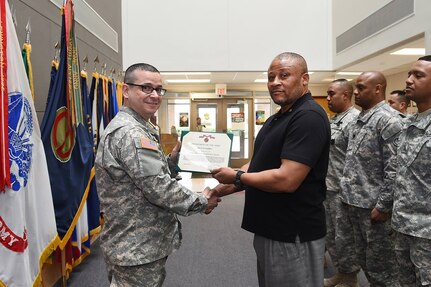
161,37,424,89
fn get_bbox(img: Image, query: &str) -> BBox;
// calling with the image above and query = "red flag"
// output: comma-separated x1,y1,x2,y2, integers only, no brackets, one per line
0,0,10,192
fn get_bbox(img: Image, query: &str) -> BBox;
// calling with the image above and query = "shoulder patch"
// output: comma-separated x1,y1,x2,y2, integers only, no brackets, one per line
141,137,158,151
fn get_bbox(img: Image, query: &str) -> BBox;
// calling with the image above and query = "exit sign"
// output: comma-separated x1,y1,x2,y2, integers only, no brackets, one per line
215,84,227,95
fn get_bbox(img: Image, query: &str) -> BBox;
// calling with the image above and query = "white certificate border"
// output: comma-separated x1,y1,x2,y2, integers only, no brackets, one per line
178,131,233,173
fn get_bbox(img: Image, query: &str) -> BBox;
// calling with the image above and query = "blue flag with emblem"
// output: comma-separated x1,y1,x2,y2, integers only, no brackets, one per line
40,0,93,249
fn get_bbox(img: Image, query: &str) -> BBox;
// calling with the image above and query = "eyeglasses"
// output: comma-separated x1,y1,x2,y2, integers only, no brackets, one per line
126,83,167,96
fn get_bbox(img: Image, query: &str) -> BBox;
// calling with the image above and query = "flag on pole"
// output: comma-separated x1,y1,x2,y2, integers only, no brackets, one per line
89,70,99,148
40,0,94,249
0,0,10,192
21,43,34,101
0,2,59,286
107,77,117,120
64,70,100,272
116,78,123,109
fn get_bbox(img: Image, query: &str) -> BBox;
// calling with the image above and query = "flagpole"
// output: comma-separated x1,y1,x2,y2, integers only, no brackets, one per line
61,248,67,287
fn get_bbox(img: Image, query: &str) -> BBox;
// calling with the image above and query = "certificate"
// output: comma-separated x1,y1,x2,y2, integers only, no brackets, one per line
178,131,233,173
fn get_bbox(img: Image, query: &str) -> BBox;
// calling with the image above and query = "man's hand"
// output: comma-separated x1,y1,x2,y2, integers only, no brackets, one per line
370,208,391,224
210,167,236,184
213,183,239,197
170,140,182,163
203,187,221,214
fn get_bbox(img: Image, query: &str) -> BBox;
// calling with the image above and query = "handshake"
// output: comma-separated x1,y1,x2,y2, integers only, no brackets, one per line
202,187,221,214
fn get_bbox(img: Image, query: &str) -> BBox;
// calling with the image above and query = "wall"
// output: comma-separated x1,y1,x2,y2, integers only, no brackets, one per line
10,0,122,122
333,0,431,69
122,0,332,72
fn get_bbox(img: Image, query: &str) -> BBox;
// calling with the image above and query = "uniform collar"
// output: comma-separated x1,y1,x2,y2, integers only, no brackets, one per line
409,107,431,131
121,106,158,134
357,101,385,123
332,106,354,123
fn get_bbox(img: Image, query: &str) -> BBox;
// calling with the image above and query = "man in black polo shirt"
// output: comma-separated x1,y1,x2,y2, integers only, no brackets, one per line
211,52,330,287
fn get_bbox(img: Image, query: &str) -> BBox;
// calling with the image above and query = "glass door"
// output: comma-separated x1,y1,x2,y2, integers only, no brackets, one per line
191,98,253,168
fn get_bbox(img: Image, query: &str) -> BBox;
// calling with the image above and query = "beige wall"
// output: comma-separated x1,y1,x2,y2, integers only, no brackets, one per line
10,0,122,123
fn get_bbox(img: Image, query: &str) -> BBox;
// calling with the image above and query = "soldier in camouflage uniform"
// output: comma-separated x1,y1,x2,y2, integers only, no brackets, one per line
323,79,360,287
392,55,431,287
339,71,402,287
95,63,220,287
388,89,410,117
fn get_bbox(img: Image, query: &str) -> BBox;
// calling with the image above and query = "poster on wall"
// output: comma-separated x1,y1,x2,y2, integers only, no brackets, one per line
199,108,216,132
256,110,265,125
179,112,189,127
231,112,244,130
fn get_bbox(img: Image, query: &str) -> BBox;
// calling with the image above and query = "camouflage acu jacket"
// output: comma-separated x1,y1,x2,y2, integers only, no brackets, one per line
95,107,208,266
340,101,402,211
392,109,431,239
326,107,360,192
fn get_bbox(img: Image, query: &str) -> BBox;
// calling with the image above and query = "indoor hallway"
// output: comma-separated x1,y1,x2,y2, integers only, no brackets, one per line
59,174,369,287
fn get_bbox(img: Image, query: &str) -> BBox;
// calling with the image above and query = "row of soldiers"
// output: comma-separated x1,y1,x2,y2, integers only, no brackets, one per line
323,56,431,287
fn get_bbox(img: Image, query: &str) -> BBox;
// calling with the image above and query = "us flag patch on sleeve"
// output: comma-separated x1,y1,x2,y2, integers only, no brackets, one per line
141,137,158,151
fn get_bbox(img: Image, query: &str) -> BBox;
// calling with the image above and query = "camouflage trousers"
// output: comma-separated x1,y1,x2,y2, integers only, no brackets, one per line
347,205,400,287
324,191,360,273
105,257,168,287
394,231,431,287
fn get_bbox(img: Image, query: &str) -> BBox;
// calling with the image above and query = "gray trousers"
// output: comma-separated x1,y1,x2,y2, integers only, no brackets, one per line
253,234,325,287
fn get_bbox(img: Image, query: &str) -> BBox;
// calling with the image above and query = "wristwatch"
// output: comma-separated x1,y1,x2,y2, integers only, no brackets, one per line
234,170,246,190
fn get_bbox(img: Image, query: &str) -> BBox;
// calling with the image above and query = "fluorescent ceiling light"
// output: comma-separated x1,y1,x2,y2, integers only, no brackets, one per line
336,72,361,76
166,79,210,83
254,79,267,83
390,48,425,56
161,72,211,75
323,78,353,82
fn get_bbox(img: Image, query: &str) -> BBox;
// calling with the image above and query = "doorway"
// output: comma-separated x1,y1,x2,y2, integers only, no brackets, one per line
190,98,253,168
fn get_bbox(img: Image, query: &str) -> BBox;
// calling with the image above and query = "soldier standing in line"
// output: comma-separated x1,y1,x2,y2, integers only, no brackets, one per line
339,71,402,286
388,89,410,117
95,63,220,287
323,79,361,287
392,55,431,287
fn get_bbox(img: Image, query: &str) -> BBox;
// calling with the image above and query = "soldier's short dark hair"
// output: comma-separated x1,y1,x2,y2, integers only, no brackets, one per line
418,55,431,62
332,79,354,99
390,89,410,106
124,63,160,83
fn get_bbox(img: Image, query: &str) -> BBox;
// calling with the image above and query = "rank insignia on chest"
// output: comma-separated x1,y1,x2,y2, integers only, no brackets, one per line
141,137,158,151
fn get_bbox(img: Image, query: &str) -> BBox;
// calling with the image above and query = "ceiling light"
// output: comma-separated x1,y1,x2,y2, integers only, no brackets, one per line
323,78,353,82
390,48,425,56
254,79,267,83
336,72,361,75
165,79,211,83
161,72,211,75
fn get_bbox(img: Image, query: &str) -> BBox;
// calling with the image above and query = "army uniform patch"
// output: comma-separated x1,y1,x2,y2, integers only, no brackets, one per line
141,137,158,151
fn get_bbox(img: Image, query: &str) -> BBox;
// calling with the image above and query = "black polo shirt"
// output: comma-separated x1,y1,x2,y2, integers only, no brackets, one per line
242,93,330,243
